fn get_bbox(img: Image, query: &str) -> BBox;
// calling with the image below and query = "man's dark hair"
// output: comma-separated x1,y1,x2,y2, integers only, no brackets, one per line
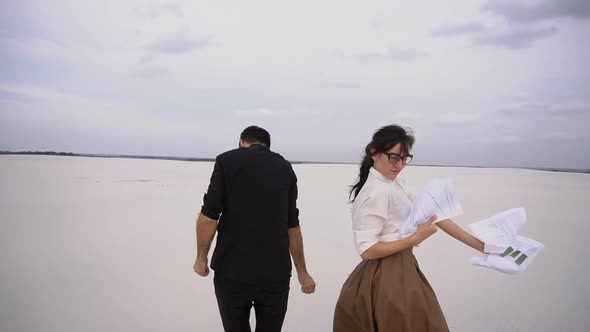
240,125,271,147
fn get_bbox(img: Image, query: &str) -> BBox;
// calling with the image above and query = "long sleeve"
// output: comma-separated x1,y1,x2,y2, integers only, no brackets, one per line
352,191,388,255
287,169,300,229
201,158,225,220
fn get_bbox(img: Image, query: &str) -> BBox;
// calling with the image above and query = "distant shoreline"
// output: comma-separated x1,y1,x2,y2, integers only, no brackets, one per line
1,150,589,174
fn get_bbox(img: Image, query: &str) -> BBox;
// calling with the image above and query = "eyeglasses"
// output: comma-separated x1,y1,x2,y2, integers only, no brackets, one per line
384,152,413,165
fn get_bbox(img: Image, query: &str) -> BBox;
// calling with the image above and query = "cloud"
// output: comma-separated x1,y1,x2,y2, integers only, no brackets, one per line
319,82,361,89
131,56,168,79
535,131,590,141
190,86,210,94
482,0,590,22
431,21,557,49
235,108,284,117
146,28,209,54
137,56,156,65
430,23,486,37
433,113,482,125
0,83,196,135
391,111,482,127
547,100,590,115
234,107,320,118
497,97,590,116
0,36,70,60
131,67,168,79
0,83,117,107
392,112,423,122
292,108,320,116
353,47,429,63
498,99,547,114
433,1,585,49
134,3,184,19
476,135,520,144
474,25,557,49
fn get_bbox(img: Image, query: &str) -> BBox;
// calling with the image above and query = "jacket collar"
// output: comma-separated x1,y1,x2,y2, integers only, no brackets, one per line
246,143,268,151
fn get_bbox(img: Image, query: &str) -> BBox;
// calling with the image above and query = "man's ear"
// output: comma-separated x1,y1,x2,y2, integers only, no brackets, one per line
239,140,250,148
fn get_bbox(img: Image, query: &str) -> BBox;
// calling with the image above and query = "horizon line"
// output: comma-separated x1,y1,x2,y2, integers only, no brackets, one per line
1,150,589,174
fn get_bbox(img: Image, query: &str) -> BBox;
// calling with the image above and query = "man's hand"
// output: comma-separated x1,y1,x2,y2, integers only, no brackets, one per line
297,272,316,294
193,256,210,277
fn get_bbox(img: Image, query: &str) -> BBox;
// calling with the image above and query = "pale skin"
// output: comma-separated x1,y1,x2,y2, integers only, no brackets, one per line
360,143,484,261
193,140,316,294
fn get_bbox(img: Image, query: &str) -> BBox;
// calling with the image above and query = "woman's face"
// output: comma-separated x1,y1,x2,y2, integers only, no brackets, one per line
371,143,409,180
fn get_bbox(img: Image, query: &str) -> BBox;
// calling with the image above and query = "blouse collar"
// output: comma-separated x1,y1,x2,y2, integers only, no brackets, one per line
369,167,393,183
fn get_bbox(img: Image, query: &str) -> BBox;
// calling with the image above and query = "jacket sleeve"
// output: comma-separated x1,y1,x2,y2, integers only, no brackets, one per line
287,168,300,229
201,157,225,220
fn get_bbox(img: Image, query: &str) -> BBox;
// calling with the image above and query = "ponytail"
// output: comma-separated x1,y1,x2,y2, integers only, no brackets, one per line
349,143,374,202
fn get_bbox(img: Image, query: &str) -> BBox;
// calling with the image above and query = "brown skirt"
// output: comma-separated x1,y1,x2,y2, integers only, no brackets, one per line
333,248,449,332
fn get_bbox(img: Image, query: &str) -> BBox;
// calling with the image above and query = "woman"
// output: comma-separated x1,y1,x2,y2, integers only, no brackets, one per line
333,124,484,332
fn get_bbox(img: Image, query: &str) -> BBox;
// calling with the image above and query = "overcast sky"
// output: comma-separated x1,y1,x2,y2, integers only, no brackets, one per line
1,0,589,169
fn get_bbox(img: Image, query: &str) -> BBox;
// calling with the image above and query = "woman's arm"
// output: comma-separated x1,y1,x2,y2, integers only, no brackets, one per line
437,219,484,253
361,216,438,260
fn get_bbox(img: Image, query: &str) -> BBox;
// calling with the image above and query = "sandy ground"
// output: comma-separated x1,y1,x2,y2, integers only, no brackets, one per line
1,155,589,331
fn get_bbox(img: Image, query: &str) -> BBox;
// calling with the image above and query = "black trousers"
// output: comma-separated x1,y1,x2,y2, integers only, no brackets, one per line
213,275,290,332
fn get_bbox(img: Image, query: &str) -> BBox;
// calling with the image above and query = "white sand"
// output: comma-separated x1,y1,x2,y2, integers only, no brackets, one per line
1,155,589,331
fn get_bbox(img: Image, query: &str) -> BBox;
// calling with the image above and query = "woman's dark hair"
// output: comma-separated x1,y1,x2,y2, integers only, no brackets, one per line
349,124,415,201
240,125,271,147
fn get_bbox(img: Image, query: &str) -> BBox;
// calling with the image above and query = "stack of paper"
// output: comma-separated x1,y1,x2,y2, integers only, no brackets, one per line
399,180,544,274
469,208,544,274
400,178,464,238
469,208,526,254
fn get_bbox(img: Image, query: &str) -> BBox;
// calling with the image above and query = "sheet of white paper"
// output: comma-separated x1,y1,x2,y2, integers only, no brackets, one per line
469,208,527,254
471,235,544,274
400,178,464,238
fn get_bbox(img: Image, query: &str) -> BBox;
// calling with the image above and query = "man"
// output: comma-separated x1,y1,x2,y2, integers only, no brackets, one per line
193,125,316,332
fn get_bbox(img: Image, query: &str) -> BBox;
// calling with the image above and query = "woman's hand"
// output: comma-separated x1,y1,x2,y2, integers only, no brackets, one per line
411,216,438,245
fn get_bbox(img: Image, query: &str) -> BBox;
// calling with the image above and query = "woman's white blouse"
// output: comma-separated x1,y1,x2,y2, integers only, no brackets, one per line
351,167,416,255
